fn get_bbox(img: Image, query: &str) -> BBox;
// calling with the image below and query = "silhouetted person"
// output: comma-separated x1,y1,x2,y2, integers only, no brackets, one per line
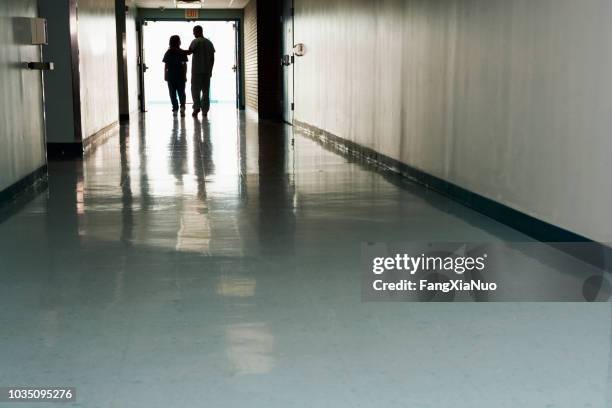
186,25,215,118
163,35,188,117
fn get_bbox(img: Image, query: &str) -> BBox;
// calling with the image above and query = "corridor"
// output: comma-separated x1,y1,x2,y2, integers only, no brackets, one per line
0,106,608,407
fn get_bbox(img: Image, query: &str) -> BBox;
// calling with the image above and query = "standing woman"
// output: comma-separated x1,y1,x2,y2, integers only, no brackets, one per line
163,35,188,116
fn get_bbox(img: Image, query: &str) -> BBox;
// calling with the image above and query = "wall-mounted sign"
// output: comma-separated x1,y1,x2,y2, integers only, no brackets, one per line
185,9,199,19
12,17,48,45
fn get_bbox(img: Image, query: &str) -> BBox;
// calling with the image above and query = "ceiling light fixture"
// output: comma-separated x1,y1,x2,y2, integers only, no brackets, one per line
175,0,203,9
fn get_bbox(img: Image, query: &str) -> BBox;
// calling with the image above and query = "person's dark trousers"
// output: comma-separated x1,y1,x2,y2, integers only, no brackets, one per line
191,74,211,113
167,80,186,111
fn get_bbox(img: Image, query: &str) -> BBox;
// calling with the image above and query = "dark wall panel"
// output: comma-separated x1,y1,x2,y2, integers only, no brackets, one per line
256,0,282,120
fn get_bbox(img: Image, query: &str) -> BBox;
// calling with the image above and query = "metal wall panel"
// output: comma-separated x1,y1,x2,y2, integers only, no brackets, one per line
0,0,46,191
294,0,612,242
77,0,119,139
244,0,258,111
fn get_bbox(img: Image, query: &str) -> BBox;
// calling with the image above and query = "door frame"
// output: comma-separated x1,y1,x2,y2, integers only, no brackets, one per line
281,0,295,125
137,17,244,112
136,20,146,112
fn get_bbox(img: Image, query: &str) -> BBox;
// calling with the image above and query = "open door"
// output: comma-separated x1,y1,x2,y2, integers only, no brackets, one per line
282,0,294,124
140,20,238,109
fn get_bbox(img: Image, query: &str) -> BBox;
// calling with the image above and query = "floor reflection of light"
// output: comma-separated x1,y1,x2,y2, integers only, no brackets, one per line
216,275,256,298
206,117,241,195
73,105,249,253
76,179,85,215
225,323,275,375
175,200,211,254
144,122,185,197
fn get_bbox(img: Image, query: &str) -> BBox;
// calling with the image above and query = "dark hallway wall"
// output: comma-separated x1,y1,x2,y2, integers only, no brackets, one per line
39,0,77,144
115,0,139,119
126,4,139,114
255,0,282,120
293,0,612,243
116,0,129,119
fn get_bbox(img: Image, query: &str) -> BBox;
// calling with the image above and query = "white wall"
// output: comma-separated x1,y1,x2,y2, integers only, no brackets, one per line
78,0,119,139
0,0,46,191
294,0,612,243
244,0,258,112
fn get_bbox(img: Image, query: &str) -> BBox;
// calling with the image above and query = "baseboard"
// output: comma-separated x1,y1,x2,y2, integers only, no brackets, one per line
294,119,611,269
82,121,120,156
0,165,48,223
245,107,259,120
48,121,120,160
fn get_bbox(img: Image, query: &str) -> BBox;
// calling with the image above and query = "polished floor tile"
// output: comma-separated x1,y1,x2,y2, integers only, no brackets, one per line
0,105,610,407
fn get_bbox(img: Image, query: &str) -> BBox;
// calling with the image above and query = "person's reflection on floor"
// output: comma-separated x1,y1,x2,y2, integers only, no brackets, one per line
193,118,215,178
169,116,188,181
257,122,296,256
119,125,133,245
192,119,206,201
138,122,152,211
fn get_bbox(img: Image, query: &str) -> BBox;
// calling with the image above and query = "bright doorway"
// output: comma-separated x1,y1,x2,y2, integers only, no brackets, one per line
142,20,238,109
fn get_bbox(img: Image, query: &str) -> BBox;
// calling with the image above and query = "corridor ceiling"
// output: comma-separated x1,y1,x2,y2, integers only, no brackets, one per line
134,0,249,8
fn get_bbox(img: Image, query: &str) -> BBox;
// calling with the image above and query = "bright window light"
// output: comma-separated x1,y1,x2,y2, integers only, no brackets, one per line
142,21,237,105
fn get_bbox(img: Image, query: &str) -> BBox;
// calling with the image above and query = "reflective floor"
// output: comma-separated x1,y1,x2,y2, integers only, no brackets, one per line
0,105,610,407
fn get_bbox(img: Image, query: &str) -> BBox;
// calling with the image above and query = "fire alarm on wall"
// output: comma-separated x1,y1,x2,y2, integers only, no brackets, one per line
294,43,306,57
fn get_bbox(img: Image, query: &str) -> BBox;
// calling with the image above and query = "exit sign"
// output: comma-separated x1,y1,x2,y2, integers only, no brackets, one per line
185,9,199,19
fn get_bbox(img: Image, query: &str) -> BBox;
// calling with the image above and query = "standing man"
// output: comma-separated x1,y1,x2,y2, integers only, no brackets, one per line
186,25,215,118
